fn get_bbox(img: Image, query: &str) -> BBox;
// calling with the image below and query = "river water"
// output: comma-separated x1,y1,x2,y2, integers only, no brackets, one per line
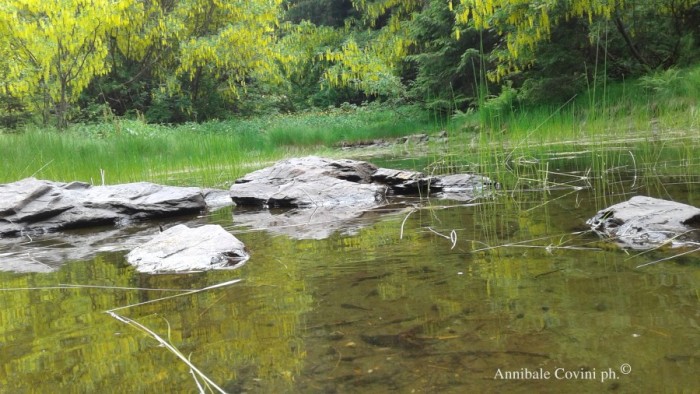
0,158,698,393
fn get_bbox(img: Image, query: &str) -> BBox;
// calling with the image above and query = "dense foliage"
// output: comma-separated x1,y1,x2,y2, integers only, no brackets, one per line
1,0,699,127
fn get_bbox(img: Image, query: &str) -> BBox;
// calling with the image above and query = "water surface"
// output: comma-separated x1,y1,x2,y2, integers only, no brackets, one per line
0,163,698,393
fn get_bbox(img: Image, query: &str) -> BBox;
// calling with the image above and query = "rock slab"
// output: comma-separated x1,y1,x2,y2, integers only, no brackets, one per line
229,156,497,239
230,156,495,208
126,224,248,273
230,156,386,208
587,195,700,249
0,178,228,237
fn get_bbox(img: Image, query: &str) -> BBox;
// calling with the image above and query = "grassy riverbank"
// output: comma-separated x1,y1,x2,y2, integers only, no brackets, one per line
0,105,438,187
427,66,700,192
1,67,699,189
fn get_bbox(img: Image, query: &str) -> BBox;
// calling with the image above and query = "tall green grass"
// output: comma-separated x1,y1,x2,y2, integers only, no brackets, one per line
2,65,699,191
432,64,700,195
0,123,274,188
263,104,435,146
0,104,438,187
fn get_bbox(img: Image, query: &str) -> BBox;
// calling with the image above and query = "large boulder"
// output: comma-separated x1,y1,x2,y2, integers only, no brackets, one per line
0,178,230,237
229,156,496,239
587,196,700,249
230,156,495,207
230,156,386,208
126,224,248,273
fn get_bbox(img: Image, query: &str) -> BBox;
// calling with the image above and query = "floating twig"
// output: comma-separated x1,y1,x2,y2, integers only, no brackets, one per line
60,284,193,292
635,247,700,268
399,207,417,240
427,227,458,249
190,368,206,394
106,310,226,394
104,278,243,392
107,278,242,312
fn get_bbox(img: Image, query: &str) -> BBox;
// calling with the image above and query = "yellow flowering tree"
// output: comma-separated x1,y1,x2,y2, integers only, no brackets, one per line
303,0,421,96
109,0,284,120
451,0,621,79
0,0,285,124
453,0,700,80
0,0,134,127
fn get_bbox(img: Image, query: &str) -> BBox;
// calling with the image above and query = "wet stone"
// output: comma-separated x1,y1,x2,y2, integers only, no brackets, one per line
126,224,248,273
0,177,230,237
587,195,700,249
371,168,435,195
0,178,234,272
229,156,497,239
230,156,385,208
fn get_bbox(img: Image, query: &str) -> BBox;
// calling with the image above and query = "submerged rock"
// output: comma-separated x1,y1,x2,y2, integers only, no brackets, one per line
587,196,700,249
0,178,231,237
126,224,248,273
432,174,497,201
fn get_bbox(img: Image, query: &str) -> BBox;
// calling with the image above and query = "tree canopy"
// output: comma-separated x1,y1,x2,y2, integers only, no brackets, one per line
0,0,133,126
0,0,699,126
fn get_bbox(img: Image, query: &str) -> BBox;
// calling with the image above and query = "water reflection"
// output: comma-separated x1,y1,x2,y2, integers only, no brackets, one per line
230,205,410,240
291,189,699,393
0,174,698,392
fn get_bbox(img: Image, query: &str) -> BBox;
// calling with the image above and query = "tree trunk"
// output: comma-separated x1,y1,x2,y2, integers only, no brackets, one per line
613,15,652,72
57,76,69,129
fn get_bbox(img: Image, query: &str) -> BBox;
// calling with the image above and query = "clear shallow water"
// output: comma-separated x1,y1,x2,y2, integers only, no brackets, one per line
0,165,699,393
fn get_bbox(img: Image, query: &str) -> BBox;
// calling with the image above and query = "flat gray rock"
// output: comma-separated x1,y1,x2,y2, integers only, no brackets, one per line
126,224,248,273
230,156,386,208
229,156,496,239
587,196,700,249
0,178,231,237
230,156,495,207
0,178,235,272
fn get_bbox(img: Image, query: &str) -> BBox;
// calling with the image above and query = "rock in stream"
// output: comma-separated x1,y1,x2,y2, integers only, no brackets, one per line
0,157,497,272
0,178,221,236
126,224,248,273
587,195,700,249
229,156,497,238
230,156,386,208
0,178,234,272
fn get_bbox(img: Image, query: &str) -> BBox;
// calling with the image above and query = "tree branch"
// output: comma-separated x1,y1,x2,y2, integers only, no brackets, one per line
613,14,651,71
